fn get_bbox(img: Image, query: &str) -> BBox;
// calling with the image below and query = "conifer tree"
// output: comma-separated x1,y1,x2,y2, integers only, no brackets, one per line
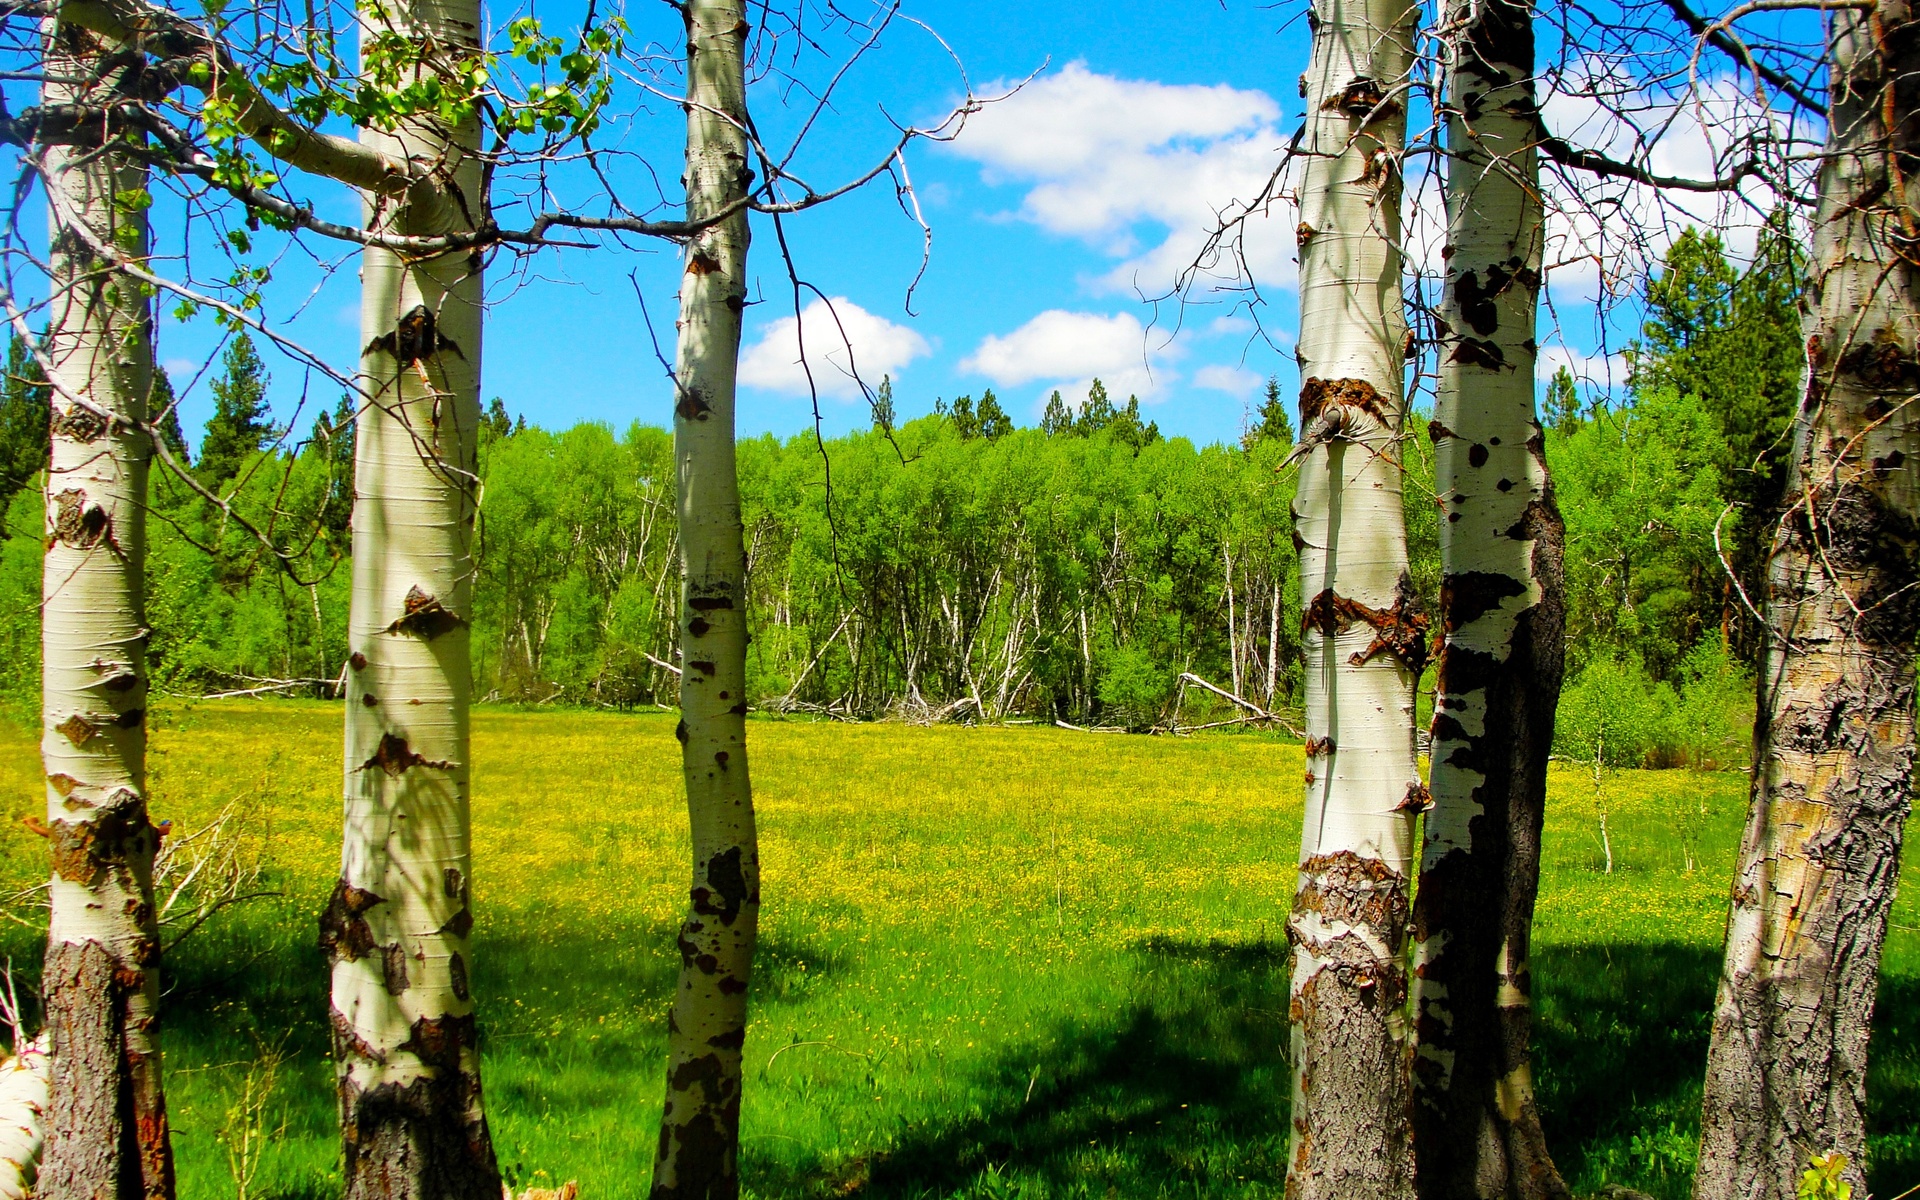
976,389,1011,440
1246,374,1294,447
0,336,49,502
1080,378,1115,433
198,332,273,487
1543,366,1581,435
1041,389,1074,436
872,374,896,432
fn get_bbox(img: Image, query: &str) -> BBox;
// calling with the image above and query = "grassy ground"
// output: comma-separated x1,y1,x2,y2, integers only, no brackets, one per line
0,701,1915,1200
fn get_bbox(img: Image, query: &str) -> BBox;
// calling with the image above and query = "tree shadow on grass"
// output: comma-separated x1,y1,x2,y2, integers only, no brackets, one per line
750,936,1294,1200
752,939,1919,1200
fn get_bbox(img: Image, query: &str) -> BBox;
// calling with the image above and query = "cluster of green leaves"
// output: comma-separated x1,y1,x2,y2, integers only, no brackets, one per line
1543,216,1803,767
1038,379,1163,451
470,404,1302,726
0,335,351,705
243,8,626,145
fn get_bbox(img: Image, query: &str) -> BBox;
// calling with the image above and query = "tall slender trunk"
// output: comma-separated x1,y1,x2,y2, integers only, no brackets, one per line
650,2,758,1196
1411,0,1568,1194
37,13,175,1197
323,0,500,1193
1268,579,1283,708
1695,6,1920,1196
1285,0,1421,1192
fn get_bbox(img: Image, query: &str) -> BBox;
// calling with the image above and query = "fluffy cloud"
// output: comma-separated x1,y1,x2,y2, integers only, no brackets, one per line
947,62,1295,296
960,309,1177,409
1192,364,1263,397
1531,63,1800,300
1535,343,1625,386
738,297,930,400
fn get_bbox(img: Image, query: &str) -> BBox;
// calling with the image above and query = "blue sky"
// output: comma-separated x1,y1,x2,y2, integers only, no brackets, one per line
132,0,1792,451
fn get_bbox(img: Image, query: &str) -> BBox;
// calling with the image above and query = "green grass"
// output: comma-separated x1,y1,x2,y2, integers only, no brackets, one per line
0,701,1915,1200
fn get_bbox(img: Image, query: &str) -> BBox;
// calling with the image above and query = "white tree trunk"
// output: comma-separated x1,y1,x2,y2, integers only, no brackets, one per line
1695,6,1920,1196
37,13,175,1196
0,1034,49,1200
1410,0,1570,1193
650,2,759,1197
322,0,500,1193
1286,0,1421,1193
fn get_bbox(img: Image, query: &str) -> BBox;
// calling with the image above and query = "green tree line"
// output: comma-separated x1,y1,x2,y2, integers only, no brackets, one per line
0,224,1799,764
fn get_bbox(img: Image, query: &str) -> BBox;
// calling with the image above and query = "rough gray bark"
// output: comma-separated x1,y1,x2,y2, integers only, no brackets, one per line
1284,0,1422,1193
648,2,759,1196
324,0,500,1193
1694,5,1920,1197
36,11,174,1198
1410,0,1570,1196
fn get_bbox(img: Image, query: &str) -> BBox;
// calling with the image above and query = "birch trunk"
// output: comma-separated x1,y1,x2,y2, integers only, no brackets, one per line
1286,0,1421,1192
0,1034,49,1200
649,1,758,1196
322,0,500,1193
1410,0,1569,1193
37,13,175,1196
1695,5,1920,1196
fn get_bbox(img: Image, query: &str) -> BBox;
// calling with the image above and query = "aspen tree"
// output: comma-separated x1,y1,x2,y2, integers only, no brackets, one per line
36,11,175,1196
1695,5,1920,1196
1410,0,1570,1194
1285,0,1422,1192
319,0,500,1192
649,0,759,1194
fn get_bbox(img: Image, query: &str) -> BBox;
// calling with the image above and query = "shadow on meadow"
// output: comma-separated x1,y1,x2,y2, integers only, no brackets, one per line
751,939,1920,1200
750,936,1295,1200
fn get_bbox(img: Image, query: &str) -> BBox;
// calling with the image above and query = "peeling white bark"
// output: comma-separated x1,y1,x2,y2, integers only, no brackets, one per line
1409,0,1570,1191
1285,0,1421,1194
1696,7,1920,1197
37,11,174,1195
0,1034,49,1200
325,0,499,1193
649,3,760,1197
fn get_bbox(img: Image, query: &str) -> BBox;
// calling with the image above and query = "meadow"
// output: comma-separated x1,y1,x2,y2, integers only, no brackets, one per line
1,701,1916,1200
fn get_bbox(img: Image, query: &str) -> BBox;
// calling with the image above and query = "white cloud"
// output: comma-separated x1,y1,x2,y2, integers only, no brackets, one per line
1192,364,1262,397
960,309,1178,409
1535,343,1625,386
1530,62,1803,302
738,297,929,399
947,62,1295,296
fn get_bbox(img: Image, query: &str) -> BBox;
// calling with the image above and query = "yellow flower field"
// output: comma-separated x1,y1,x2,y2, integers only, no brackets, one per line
0,701,1913,1199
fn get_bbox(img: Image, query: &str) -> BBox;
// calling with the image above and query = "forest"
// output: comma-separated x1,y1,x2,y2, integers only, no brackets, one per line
0,0,1909,1199
0,223,1796,769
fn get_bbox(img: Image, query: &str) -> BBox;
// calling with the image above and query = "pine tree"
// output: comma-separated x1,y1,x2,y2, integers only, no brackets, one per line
0,335,49,503
148,365,188,461
1245,374,1295,447
482,396,515,443
871,374,895,432
1109,395,1160,452
311,395,354,539
1041,390,1074,436
1544,366,1582,435
976,389,1011,440
198,332,273,486
1080,379,1116,434
948,394,979,440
